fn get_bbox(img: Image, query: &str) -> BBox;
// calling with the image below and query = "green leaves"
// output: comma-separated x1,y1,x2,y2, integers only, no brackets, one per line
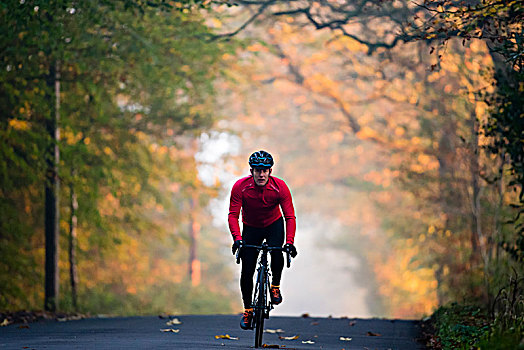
0,0,233,311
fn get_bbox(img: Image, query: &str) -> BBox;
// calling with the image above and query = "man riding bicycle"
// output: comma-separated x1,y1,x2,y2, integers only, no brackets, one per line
228,150,298,330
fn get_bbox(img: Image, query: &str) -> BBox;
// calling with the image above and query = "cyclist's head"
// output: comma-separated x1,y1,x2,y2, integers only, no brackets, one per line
249,150,274,170
249,150,273,186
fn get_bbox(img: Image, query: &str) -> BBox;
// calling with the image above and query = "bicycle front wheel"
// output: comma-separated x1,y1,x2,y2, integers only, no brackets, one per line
254,271,267,348
254,305,265,348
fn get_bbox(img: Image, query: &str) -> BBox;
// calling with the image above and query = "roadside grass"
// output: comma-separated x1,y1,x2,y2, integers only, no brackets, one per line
428,303,524,349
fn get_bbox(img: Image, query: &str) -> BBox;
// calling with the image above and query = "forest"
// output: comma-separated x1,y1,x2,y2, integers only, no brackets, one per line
1,0,522,347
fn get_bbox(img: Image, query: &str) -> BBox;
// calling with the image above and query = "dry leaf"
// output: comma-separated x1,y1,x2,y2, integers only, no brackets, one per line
18,325,29,329
340,337,352,341
302,340,315,344
166,318,182,326
349,321,356,326
160,328,179,333
215,334,238,340
310,322,319,326
366,331,381,336
262,345,280,348
265,328,285,333
1,319,10,327
279,335,299,340
301,313,310,318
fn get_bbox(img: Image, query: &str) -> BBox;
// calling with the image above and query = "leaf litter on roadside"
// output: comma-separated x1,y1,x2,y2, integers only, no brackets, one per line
340,336,352,341
160,328,179,333
215,334,238,340
278,335,299,340
166,318,181,326
265,328,285,333
366,331,381,336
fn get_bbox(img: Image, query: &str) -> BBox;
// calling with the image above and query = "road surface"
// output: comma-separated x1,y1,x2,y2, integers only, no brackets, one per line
0,315,425,349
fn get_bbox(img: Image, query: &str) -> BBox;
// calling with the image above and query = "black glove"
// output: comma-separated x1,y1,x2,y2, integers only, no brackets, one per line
284,243,297,258
232,240,243,255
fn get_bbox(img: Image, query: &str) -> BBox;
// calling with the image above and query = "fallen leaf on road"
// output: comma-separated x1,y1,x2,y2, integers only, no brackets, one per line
215,334,238,340
265,328,285,333
366,331,381,336
166,318,181,326
279,335,299,340
340,337,352,341
349,321,356,326
262,344,280,348
160,328,179,333
310,322,319,326
1,319,10,326
18,325,30,329
301,313,310,318
301,340,315,344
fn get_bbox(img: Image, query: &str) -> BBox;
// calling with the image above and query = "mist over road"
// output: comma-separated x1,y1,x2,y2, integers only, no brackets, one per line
0,315,425,349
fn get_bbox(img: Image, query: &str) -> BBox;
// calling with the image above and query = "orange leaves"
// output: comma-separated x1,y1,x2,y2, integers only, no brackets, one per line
8,119,30,131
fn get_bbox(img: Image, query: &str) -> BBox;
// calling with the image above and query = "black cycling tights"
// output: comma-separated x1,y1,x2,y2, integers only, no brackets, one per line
240,217,285,308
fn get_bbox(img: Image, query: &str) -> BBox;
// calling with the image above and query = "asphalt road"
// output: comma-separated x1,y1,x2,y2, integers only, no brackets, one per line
0,315,425,350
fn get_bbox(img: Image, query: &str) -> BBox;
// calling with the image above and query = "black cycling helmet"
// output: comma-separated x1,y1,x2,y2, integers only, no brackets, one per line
249,150,274,168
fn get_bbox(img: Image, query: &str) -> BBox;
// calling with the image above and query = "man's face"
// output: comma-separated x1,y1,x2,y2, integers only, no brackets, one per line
251,167,271,186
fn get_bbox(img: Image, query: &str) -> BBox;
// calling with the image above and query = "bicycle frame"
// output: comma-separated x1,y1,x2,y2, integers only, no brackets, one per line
236,242,291,348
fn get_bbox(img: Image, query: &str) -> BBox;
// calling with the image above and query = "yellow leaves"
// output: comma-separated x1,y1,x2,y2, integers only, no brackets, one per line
1,319,10,326
63,130,84,145
209,18,222,29
394,127,405,137
247,43,267,53
356,126,379,141
305,73,339,95
8,119,30,131
427,70,442,82
340,336,352,341
215,334,238,340
305,52,329,64
409,93,419,104
475,103,487,118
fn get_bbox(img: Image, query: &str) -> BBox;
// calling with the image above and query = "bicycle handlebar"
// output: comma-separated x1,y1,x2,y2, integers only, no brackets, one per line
235,243,292,268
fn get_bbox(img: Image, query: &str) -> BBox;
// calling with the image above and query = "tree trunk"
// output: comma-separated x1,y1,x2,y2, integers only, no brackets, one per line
470,111,481,264
188,194,201,286
45,61,60,312
69,169,79,309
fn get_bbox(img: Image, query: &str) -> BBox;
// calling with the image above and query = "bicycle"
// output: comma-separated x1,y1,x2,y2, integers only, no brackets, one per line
236,242,292,348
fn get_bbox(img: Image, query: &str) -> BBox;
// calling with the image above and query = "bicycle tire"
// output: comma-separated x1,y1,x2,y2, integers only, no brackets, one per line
254,269,266,348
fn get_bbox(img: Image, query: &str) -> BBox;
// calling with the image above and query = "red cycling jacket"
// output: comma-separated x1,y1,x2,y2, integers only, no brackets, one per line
228,175,296,244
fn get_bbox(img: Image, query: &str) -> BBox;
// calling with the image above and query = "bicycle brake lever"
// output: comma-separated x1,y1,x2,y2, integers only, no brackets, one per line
236,248,241,264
